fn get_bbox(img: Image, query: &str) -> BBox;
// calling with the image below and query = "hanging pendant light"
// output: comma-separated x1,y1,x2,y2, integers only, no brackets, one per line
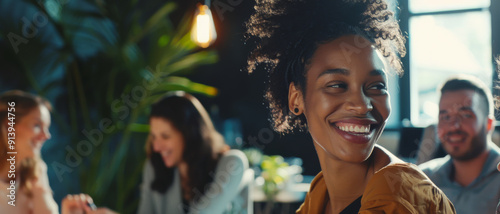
191,1,217,48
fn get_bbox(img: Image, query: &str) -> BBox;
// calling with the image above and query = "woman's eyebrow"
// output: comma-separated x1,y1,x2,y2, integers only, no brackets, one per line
317,68,349,80
317,68,385,80
370,69,385,77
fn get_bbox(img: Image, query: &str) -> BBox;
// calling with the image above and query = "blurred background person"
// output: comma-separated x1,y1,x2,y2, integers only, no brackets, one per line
0,90,58,213
419,75,500,213
137,91,250,214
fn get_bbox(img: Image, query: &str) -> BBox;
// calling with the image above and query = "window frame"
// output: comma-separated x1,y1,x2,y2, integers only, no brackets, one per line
397,0,500,128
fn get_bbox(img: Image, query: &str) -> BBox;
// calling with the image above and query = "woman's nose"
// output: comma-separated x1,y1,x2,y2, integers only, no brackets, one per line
37,127,51,143
345,91,373,114
43,128,51,140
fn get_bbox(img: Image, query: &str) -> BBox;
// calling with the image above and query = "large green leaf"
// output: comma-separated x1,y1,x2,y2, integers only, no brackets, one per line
159,51,218,75
154,76,218,96
129,2,176,43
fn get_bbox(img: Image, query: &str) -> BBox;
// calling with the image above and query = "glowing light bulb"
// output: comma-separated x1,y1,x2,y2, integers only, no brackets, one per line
191,4,217,48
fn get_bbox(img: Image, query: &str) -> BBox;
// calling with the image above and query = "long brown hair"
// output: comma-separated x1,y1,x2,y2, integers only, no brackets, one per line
0,90,52,170
146,91,228,201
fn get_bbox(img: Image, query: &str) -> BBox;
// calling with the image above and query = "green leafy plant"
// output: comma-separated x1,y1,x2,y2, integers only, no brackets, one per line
0,0,218,213
260,155,290,199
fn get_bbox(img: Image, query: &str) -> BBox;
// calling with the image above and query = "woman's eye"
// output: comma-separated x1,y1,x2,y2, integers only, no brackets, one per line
327,83,347,89
161,134,169,139
33,124,41,133
369,83,387,90
367,83,387,94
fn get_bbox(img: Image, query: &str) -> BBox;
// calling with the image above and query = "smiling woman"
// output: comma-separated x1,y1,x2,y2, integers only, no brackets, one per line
0,90,58,214
289,35,391,164
246,0,456,213
138,91,250,214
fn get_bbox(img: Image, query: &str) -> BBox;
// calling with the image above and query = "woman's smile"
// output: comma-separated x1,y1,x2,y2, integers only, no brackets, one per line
290,34,390,162
331,119,378,144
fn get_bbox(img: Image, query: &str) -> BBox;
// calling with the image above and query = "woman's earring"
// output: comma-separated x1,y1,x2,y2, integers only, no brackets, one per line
294,108,299,114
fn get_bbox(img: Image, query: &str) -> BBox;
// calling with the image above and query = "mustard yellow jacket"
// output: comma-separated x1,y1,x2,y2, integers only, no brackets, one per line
297,163,456,214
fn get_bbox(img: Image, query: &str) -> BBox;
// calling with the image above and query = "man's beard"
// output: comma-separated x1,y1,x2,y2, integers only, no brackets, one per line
447,125,488,161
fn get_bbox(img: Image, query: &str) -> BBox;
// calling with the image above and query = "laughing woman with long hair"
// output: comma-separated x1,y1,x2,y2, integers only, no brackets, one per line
0,90,58,214
137,91,249,214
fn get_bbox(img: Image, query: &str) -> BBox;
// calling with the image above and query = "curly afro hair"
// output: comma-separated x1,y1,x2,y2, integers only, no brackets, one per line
246,0,406,133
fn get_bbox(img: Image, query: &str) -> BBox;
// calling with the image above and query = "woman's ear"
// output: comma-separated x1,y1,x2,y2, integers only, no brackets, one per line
288,83,304,115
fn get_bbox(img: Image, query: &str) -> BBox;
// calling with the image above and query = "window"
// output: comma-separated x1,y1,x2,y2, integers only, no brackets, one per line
402,0,495,127
409,0,490,13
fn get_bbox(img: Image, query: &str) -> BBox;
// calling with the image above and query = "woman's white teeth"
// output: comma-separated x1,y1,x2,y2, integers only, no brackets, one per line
339,125,370,133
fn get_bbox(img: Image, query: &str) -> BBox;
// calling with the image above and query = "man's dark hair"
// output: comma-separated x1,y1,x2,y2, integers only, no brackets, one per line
440,75,493,117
